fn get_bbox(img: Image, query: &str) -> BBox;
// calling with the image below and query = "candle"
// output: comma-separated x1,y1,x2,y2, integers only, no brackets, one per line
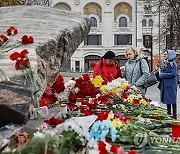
172,120,180,137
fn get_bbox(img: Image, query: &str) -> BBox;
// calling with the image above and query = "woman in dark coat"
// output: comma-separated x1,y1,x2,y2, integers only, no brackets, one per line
158,50,178,119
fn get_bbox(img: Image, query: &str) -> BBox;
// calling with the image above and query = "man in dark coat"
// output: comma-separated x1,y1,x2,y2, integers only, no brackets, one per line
158,50,178,119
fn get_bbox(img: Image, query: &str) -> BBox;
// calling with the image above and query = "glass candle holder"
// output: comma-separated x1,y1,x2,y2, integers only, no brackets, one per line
172,120,180,137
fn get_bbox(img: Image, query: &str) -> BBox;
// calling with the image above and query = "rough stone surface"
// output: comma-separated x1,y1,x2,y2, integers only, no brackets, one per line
0,5,90,125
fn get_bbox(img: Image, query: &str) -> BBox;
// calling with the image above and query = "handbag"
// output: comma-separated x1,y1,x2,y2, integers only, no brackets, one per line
143,72,158,88
139,58,158,88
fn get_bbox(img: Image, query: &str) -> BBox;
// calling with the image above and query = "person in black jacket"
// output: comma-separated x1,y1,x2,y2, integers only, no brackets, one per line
139,47,151,93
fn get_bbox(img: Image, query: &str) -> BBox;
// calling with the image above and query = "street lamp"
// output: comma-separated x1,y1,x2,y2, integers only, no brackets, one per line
150,27,153,71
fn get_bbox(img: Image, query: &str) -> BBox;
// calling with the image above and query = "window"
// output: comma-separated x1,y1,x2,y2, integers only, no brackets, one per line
144,4,152,13
116,55,128,66
149,19,153,26
143,35,152,48
119,17,127,27
90,17,97,27
84,35,102,45
114,34,132,45
75,61,80,72
142,19,146,27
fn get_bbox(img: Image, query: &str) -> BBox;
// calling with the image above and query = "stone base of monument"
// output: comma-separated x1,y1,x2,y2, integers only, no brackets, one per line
0,76,31,127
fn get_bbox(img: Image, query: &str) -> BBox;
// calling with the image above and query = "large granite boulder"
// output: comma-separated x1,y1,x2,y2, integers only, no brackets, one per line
0,5,91,126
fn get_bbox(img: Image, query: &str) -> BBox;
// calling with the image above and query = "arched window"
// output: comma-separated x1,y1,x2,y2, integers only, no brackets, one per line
142,19,146,27
119,17,127,27
149,19,153,26
90,17,97,27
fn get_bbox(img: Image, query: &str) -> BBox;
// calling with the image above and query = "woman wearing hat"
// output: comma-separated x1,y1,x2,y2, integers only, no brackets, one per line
158,50,178,119
93,51,122,82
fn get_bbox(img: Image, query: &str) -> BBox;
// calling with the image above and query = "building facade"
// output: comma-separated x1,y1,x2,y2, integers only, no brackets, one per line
51,0,162,72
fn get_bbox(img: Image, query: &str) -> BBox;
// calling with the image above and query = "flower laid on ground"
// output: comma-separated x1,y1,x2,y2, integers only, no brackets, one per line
10,49,30,70
0,26,34,53
6,26,18,36
21,35,34,44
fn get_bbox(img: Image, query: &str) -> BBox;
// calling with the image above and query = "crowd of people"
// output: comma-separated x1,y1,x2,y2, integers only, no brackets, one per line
92,47,179,119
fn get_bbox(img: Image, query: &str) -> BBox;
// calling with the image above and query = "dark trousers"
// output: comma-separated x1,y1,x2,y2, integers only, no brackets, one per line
167,104,177,119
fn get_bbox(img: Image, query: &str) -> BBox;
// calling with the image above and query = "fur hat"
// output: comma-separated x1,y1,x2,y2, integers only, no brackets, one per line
103,51,115,60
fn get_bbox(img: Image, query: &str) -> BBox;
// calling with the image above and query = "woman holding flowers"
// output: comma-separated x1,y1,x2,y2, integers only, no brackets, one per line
124,47,150,98
93,51,122,82
158,50,178,119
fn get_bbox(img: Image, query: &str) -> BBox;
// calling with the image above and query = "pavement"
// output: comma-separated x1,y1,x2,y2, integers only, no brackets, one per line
61,72,180,119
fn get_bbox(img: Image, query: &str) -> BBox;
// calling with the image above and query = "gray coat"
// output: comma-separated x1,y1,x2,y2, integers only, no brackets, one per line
124,55,150,97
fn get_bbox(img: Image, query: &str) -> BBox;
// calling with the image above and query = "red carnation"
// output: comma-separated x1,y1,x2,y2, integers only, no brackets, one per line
110,144,118,153
121,92,128,99
90,62,96,67
51,75,65,94
28,36,34,43
19,49,29,58
6,26,18,35
39,97,53,107
10,52,20,61
0,34,8,42
82,74,90,82
21,35,29,44
15,62,20,70
6,29,11,35
133,99,140,105
128,149,137,154
98,141,108,154
69,93,77,102
18,59,29,68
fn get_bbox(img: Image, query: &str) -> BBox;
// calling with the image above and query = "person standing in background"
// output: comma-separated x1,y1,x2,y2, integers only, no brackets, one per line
140,47,150,65
140,47,151,93
124,47,150,98
93,51,122,82
158,50,178,119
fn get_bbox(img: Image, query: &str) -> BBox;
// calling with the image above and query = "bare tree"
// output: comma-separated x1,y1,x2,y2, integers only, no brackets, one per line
141,0,180,51
19,0,52,6
0,0,52,6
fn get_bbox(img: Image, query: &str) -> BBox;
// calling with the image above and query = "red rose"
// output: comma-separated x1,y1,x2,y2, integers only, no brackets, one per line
10,52,20,61
21,35,29,44
28,36,34,43
19,49,29,58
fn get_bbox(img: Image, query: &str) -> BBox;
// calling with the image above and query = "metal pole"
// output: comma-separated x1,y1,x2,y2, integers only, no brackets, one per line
159,0,161,55
151,28,153,71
